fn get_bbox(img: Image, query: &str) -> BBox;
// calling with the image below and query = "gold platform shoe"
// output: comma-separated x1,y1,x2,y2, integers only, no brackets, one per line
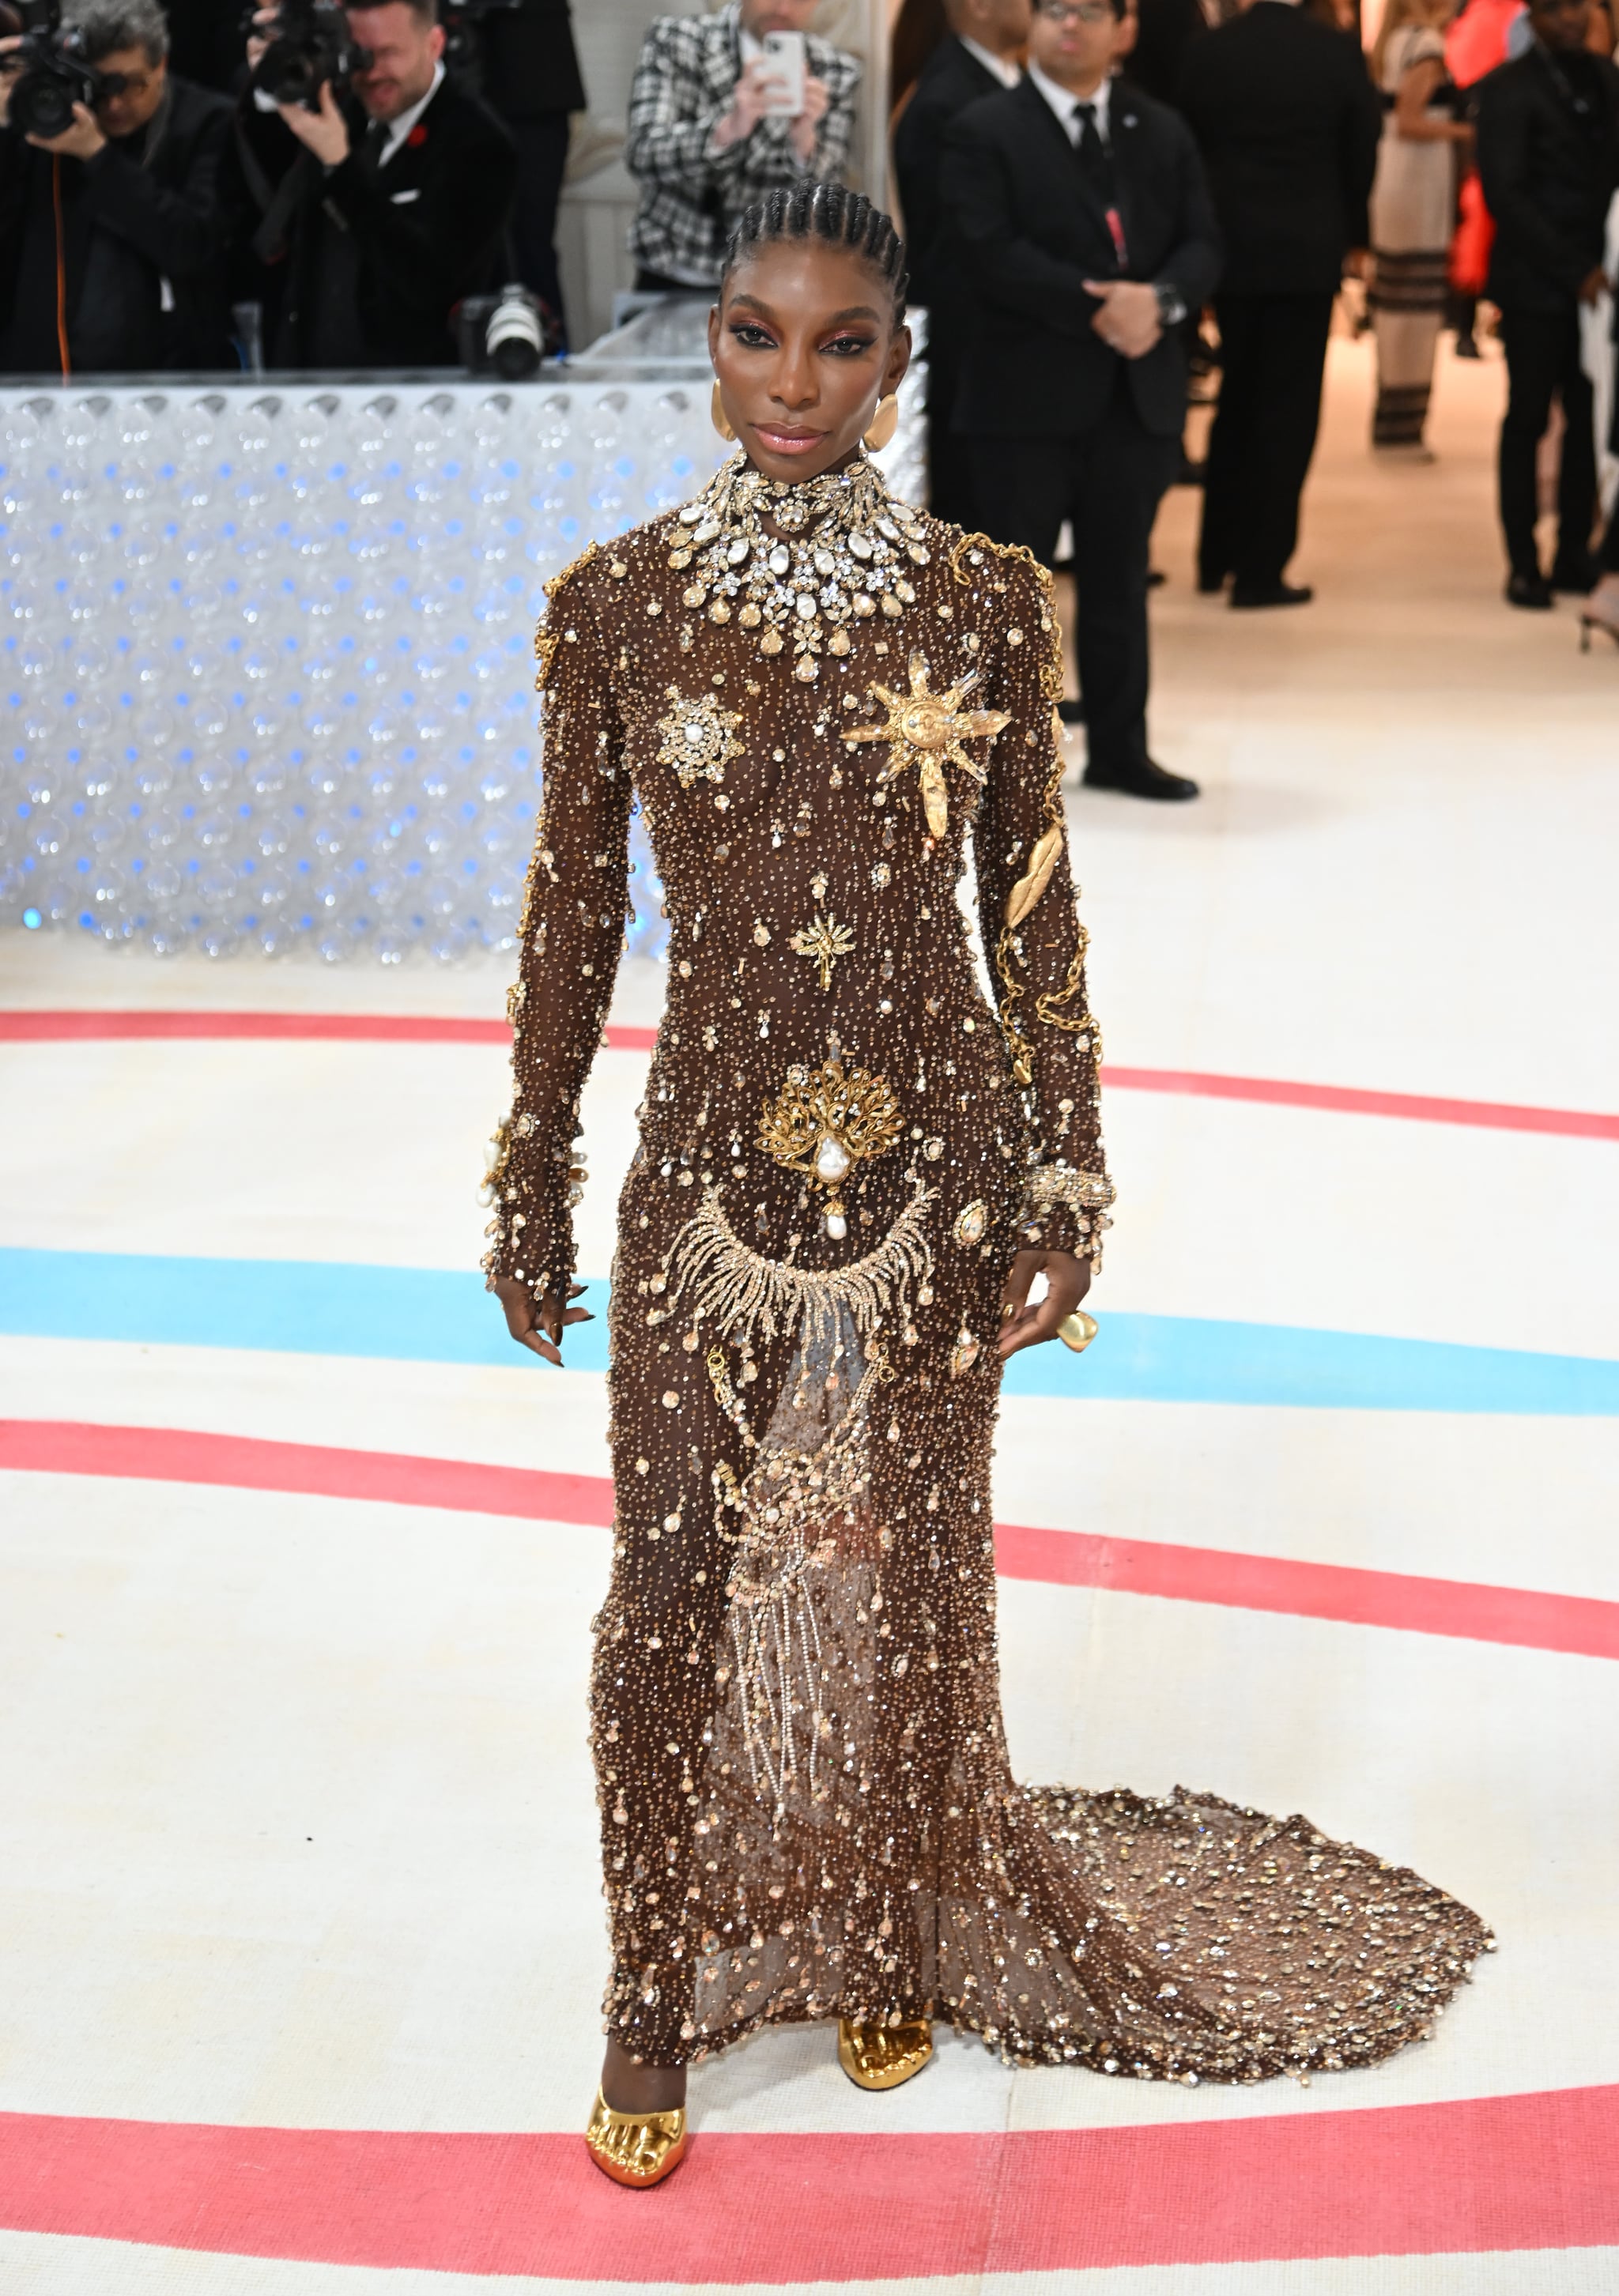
584,2089,688,2189
837,2016,934,2091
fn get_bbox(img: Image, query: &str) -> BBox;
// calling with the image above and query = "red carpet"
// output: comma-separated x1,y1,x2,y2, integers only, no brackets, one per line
0,2083,1612,2278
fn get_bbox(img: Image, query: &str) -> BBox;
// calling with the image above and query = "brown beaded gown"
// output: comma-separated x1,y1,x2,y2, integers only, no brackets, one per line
486,452,1491,2079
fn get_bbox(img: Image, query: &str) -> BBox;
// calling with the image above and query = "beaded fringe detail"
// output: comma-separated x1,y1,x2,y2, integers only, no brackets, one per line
664,1184,936,1355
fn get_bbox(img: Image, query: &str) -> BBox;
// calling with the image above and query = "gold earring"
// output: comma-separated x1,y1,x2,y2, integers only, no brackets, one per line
862,394,899,453
710,382,736,443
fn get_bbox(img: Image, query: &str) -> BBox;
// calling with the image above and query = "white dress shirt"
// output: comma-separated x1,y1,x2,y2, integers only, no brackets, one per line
1027,58,1111,146
959,36,1022,91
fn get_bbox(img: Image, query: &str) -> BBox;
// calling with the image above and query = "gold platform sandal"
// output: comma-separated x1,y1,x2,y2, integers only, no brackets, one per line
584,2090,688,2189
837,2017,934,2091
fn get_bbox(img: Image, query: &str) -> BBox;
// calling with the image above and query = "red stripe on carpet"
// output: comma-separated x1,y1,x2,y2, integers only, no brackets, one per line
6,1420,1616,1661
4,1013,1615,1140
1101,1062,1619,1142
0,2083,1612,2278
0,1009,659,1053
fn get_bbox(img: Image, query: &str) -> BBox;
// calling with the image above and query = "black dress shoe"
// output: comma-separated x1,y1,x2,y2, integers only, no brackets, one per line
1230,580,1313,609
1056,697,1086,726
1549,552,1600,595
1083,758,1199,802
1505,571,1553,609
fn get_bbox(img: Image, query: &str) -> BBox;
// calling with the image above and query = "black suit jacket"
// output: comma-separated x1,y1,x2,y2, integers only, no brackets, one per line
893,36,1007,319
1477,45,1619,311
0,75,233,373
231,74,517,368
1176,1,1381,295
943,74,1222,439
1129,0,1210,108
478,0,587,122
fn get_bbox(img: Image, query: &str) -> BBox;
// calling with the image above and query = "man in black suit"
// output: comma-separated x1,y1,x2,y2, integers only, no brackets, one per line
1128,0,1211,105
232,0,516,368
1476,0,1619,605
0,0,233,372
893,0,1031,526
476,0,584,342
945,0,1221,801
1177,0,1380,605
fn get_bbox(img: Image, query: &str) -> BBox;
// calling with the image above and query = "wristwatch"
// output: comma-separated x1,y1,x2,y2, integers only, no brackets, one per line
1153,281,1188,329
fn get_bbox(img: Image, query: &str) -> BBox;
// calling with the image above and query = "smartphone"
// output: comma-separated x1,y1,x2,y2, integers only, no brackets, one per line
757,28,806,116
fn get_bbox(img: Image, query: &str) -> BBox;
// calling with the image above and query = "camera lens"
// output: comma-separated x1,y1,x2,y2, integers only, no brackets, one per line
485,288,544,381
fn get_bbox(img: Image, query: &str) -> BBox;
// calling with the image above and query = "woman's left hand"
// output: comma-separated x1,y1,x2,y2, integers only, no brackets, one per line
997,1247,1092,1359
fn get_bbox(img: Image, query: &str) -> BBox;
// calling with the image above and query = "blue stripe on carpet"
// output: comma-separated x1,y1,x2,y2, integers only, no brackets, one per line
2,1247,1616,1415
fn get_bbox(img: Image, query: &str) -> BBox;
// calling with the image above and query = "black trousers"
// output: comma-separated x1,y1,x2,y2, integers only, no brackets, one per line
968,381,1177,775
505,112,572,343
1497,305,1596,577
1199,291,1334,589
922,330,979,531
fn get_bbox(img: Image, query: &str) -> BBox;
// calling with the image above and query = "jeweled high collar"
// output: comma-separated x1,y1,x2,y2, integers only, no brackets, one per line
670,452,929,681
684,451,918,542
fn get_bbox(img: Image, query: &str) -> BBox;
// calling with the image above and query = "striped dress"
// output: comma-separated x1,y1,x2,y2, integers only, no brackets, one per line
1369,25,1455,447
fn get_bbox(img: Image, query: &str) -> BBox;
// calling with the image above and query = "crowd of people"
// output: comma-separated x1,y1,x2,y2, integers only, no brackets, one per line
2,0,1616,771
0,0,579,367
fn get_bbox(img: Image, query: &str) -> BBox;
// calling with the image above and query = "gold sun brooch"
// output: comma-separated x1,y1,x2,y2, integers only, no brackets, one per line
843,652,1011,838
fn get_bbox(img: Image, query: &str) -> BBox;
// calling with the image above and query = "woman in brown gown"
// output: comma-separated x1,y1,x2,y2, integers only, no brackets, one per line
487,183,1491,2187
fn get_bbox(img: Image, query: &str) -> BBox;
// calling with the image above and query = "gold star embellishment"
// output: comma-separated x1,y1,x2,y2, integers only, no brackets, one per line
789,912,855,990
843,651,1011,838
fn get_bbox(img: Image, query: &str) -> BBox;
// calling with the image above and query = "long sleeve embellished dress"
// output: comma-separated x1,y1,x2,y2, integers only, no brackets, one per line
487,452,1491,2079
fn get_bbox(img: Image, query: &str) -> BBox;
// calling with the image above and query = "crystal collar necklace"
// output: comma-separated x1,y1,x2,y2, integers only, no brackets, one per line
667,451,930,684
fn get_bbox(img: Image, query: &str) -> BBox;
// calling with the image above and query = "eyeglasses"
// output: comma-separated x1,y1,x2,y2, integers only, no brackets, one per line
1036,2,1114,22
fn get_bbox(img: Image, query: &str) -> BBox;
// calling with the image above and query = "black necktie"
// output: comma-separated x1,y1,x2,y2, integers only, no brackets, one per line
1073,101,1109,192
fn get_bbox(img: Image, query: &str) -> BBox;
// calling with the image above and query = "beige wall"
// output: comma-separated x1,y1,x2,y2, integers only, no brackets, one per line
559,0,893,349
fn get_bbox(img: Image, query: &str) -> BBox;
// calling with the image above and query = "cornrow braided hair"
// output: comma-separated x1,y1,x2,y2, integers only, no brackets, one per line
722,181,909,319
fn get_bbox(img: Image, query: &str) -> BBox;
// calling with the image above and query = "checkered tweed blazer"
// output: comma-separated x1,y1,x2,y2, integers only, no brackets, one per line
625,4,862,286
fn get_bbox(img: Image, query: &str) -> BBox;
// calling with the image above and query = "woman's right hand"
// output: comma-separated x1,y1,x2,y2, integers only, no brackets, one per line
493,1275,592,1367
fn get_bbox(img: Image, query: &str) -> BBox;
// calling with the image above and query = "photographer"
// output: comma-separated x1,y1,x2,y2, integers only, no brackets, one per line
232,0,516,368
625,0,860,292
0,0,232,374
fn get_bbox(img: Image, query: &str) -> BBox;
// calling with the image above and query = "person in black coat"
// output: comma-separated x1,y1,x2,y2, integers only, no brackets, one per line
1177,0,1381,605
0,0,233,373
230,0,516,370
1128,0,1210,105
1476,0,1619,605
945,0,1221,800
474,0,584,342
893,0,1031,525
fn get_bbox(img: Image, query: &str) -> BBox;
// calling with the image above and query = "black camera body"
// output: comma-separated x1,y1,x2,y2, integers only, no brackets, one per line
1,0,102,141
247,0,370,109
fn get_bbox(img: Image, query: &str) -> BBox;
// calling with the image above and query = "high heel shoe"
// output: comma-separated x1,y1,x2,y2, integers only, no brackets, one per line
1579,609,1619,652
584,2089,688,2188
837,2016,934,2091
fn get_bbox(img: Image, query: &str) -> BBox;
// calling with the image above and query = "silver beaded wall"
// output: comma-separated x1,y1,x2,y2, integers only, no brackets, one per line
0,349,925,965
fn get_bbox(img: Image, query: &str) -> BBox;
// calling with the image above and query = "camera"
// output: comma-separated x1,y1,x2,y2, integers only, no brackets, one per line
0,0,101,141
459,283,556,381
247,0,370,109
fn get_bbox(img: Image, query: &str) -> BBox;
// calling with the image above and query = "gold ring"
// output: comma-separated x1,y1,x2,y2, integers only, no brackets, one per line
1058,1310,1098,1353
